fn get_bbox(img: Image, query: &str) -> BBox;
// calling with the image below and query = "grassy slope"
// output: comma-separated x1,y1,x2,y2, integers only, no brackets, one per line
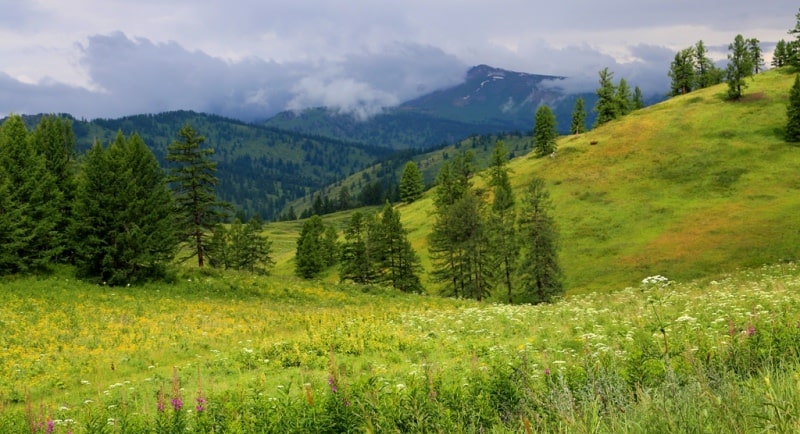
268,68,800,294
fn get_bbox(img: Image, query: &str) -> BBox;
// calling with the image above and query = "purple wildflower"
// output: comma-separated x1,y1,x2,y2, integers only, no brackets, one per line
46,420,55,434
171,397,183,412
747,324,756,336
195,396,206,413
544,368,551,376
328,375,338,393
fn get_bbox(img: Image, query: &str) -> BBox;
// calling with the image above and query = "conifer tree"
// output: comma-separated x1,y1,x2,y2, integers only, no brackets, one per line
615,78,633,116
399,161,425,203
570,97,587,134
773,40,790,68
786,75,800,143
486,141,518,303
29,115,77,263
517,177,563,303
726,34,754,100
0,115,61,274
669,47,696,96
533,105,558,157
73,133,177,284
632,86,645,110
748,38,764,74
295,215,328,278
375,202,422,293
339,211,378,284
166,124,226,267
594,67,619,126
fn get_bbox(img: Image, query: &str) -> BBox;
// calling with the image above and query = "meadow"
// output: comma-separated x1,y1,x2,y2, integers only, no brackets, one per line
2,262,800,432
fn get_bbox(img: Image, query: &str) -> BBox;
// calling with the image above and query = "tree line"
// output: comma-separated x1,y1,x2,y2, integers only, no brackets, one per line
0,116,273,285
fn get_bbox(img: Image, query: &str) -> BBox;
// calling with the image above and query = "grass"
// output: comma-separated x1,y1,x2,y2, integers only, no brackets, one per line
268,68,800,296
2,262,800,432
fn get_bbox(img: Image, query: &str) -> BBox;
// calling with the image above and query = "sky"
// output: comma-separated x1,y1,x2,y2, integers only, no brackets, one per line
0,1,796,121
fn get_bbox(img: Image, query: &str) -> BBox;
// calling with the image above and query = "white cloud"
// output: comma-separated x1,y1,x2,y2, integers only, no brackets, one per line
0,1,796,119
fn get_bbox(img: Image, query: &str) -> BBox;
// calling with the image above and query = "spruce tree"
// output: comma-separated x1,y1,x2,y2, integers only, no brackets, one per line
29,115,77,263
773,40,789,68
748,38,764,74
399,161,425,203
339,211,377,284
533,105,558,157
517,177,563,303
0,115,61,274
615,78,633,116
166,124,226,267
375,202,422,293
786,75,800,143
570,97,587,134
295,215,327,278
73,133,177,284
594,67,619,126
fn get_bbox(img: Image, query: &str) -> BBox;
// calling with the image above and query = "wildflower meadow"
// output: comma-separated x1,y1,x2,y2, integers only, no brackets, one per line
2,263,800,432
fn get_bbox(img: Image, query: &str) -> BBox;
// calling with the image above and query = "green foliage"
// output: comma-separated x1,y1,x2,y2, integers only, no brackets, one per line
786,75,800,143
570,97,587,134
166,123,227,267
72,132,177,284
0,115,62,274
533,105,558,157
486,141,518,303
726,34,754,100
632,86,645,110
375,202,423,293
295,215,337,279
669,47,696,96
339,211,378,284
399,161,425,203
207,218,275,274
517,178,563,303
694,40,724,89
594,67,620,126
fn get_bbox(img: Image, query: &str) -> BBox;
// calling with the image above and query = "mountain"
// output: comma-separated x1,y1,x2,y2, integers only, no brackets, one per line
264,65,598,149
21,110,394,220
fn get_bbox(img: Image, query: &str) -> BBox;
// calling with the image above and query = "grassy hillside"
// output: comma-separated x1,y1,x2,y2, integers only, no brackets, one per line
269,68,800,294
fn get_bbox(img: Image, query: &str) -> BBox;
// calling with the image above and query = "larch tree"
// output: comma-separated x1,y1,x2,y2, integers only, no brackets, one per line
615,78,633,116
786,75,800,143
339,211,378,284
166,124,226,267
486,141,518,303
748,38,764,74
375,202,423,293
570,97,587,134
533,105,558,157
694,41,723,89
726,34,754,100
669,47,696,96
517,177,563,303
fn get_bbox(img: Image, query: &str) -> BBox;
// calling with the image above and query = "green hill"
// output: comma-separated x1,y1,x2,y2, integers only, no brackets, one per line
269,68,800,294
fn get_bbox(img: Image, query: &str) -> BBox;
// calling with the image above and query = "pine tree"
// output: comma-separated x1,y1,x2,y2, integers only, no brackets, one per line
0,115,61,274
72,133,177,284
786,75,800,143
570,97,587,134
594,67,619,126
517,178,563,303
399,161,425,203
166,124,226,267
533,105,558,157
726,34,754,100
